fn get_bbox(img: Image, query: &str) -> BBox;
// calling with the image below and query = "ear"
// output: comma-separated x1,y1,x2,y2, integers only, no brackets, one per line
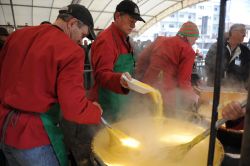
114,12,120,21
68,18,77,26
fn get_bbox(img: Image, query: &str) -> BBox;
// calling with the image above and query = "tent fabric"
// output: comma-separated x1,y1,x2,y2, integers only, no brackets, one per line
0,0,207,36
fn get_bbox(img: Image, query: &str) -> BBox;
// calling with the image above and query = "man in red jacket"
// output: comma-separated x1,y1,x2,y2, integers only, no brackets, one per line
90,0,145,122
62,1,145,165
136,21,199,115
0,4,102,166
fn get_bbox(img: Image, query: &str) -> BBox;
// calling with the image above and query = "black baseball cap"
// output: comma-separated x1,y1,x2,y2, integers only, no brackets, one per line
116,0,145,23
59,4,96,40
0,27,9,36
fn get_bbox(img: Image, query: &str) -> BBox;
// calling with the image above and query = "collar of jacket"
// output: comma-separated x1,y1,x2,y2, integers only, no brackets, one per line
111,22,128,43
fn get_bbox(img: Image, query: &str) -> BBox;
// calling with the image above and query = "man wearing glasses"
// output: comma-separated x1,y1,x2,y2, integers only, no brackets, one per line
0,4,102,166
206,24,250,87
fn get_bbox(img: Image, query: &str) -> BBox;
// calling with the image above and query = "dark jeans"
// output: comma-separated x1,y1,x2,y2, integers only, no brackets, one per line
1,144,59,166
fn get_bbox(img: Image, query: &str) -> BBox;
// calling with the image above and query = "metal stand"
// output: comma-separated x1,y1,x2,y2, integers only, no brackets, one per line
207,0,227,165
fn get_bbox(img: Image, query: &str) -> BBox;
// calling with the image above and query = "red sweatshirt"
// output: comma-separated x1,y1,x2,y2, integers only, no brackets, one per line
0,24,101,149
89,22,131,101
137,36,198,105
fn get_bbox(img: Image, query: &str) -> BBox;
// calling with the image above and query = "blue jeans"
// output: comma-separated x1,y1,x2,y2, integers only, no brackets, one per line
1,144,59,166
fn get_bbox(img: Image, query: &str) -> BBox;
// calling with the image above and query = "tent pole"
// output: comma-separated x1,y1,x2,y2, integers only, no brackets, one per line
207,0,227,165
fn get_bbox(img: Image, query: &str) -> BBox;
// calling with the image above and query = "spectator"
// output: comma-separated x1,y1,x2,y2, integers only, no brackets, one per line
205,24,250,88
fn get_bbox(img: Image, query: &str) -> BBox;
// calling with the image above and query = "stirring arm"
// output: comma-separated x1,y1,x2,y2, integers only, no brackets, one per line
101,117,112,128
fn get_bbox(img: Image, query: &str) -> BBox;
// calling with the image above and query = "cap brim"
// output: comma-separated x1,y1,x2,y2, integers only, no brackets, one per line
87,27,96,40
131,14,145,23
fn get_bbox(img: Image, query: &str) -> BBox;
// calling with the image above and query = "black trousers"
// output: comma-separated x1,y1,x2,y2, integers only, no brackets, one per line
0,150,7,166
60,119,101,166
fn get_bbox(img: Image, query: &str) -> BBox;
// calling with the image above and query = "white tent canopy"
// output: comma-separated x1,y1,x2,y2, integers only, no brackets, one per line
0,0,207,35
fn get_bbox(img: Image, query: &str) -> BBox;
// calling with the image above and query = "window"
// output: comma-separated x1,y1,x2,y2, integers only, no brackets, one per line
169,24,174,28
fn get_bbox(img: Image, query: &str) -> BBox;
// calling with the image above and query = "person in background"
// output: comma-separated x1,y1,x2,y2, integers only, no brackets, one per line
82,39,92,90
0,4,102,166
82,39,89,51
205,24,250,87
205,25,250,152
133,39,142,59
205,32,229,86
136,21,200,114
90,0,145,122
135,37,164,81
82,39,91,72
0,27,9,51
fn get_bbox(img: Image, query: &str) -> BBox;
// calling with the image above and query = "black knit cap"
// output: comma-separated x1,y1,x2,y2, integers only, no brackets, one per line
116,0,145,23
59,4,96,40
0,27,9,36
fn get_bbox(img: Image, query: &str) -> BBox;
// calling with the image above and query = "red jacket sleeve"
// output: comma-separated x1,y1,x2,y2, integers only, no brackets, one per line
91,37,127,94
57,49,101,124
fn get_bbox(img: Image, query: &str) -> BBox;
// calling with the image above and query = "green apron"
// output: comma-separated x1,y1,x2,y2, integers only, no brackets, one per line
98,53,134,122
40,104,68,166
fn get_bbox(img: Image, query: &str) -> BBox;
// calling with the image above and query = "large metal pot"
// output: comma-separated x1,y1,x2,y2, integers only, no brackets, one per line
93,117,224,166
197,86,247,105
197,87,247,120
